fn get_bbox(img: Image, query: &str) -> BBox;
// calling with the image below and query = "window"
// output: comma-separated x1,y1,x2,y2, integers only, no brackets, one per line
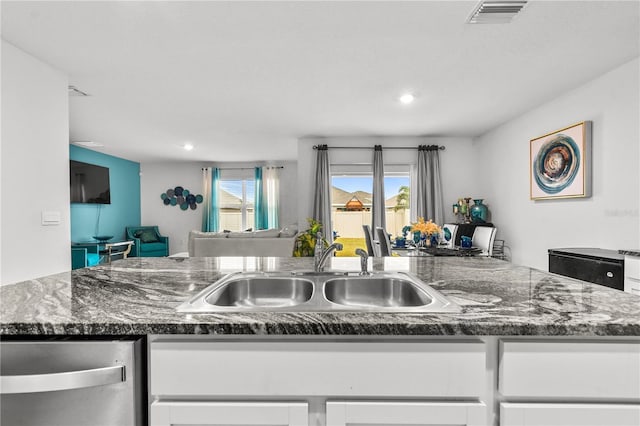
219,175,255,232
331,165,411,239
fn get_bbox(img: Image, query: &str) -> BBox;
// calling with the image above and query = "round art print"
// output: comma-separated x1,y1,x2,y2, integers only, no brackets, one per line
533,133,580,194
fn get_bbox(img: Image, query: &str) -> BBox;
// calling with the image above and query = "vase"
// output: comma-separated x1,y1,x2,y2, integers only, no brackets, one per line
470,199,488,223
413,231,422,245
430,234,439,247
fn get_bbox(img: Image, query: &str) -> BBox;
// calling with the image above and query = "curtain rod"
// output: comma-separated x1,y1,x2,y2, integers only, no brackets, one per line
313,145,445,151
201,166,284,171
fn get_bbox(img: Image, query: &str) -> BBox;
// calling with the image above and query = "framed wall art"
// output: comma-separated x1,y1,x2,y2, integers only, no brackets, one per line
530,121,591,200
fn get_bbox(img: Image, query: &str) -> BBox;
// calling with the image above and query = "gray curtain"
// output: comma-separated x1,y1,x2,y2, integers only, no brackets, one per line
416,145,444,224
371,145,386,233
312,145,333,243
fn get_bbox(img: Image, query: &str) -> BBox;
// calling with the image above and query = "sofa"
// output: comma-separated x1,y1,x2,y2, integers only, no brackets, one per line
125,226,169,257
188,227,297,257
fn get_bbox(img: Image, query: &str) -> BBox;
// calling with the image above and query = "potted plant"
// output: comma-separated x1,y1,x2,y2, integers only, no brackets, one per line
293,218,327,257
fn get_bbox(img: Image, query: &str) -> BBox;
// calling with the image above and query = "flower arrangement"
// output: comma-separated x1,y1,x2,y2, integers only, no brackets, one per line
410,217,441,236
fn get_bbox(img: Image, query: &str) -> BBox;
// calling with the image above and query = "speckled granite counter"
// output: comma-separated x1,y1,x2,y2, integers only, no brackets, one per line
1,256,639,336
620,249,640,257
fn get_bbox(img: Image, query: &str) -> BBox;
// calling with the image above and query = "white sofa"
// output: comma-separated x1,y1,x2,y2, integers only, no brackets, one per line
188,227,297,257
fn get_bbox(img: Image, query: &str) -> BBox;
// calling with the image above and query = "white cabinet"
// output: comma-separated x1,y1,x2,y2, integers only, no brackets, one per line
149,336,640,426
149,338,488,426
150,340,486,398
499,340,640,426
499,340,640,399
327,401,486,426
501,403,640,426
624,254,640,294
150,401,308,426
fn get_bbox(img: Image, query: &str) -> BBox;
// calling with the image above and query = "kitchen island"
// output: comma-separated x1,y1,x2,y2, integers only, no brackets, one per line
1,256,639,426
1,256,639,336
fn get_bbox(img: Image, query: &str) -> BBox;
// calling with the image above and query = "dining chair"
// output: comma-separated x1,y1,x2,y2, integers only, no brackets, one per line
375,227,392,257
362,225,378,257
471,226,497,256
442,223,459,249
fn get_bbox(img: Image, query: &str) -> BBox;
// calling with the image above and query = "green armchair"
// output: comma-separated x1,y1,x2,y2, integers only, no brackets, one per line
125,226,169,257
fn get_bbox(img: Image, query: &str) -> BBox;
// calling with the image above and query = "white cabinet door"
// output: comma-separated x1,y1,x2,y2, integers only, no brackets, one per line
151,340,486,398
501,403,640,426
326,401,486,426
150,401,308,426
499,340,640,399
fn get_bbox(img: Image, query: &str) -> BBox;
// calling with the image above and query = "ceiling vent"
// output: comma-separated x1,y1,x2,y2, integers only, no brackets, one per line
467,1,528,24
68,85,90,96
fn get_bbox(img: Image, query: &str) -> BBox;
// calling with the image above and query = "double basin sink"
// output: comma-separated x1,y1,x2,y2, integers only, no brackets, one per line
177,271,460,313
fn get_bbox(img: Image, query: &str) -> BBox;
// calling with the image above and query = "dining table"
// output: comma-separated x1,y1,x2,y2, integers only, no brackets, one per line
391,244,482,257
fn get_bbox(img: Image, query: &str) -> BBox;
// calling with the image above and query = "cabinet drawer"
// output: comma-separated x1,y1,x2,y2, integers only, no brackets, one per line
499,340,640,399
625,276,640,294
625,255,640,279
151,340,486,398
500,403,640,426
327,401,486,426
150,401,308,426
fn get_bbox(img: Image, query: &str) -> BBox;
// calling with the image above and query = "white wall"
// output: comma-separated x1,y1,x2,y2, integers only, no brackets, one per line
1,41,70,285
474,57,640,271
141,160,298,254
297,136,479,232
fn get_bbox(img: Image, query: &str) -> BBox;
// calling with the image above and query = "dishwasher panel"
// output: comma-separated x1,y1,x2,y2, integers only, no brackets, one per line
1,338,144,426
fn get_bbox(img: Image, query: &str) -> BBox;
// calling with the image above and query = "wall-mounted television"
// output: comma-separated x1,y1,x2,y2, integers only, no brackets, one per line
70,160,111,204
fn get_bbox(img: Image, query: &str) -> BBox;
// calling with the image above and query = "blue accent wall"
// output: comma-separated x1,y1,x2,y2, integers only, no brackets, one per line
70,145,141,242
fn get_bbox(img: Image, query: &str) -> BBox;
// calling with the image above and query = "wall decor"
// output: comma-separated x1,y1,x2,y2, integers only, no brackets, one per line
161,186,203,210
530,121,591,200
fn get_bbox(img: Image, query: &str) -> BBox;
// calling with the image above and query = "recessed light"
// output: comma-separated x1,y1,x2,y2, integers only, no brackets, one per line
183,143,194,151
399,93,415,105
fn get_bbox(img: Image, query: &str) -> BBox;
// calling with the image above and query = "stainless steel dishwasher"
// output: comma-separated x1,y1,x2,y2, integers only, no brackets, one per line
1,337,144,426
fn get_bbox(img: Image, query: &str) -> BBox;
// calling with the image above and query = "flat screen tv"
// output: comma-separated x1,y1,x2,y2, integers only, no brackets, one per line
70,160,111,204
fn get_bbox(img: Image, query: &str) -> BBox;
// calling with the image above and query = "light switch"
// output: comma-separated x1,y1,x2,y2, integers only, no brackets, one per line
42,211,61,226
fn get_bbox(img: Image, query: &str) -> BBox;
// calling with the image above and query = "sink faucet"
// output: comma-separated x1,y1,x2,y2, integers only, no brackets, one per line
314,232,343,272
355,248,370,275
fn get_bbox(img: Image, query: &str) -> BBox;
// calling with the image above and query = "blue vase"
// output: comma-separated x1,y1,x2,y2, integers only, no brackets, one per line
470,199,488,223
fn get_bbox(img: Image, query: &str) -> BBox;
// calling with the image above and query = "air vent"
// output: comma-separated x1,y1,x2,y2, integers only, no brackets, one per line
467,1,527,24
70,141,104,148
68,85,90,96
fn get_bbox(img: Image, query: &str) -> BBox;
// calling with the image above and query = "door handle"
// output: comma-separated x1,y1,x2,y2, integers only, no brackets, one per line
0,365,125,394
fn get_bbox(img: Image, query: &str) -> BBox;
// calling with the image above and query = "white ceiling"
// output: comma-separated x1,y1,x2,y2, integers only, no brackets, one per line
2,1,639,163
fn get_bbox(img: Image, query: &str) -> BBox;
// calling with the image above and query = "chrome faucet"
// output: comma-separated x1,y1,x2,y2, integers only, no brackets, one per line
314,233,343,272
355,248,370,275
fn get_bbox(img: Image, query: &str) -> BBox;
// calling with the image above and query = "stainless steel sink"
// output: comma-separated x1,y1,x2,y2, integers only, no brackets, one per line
324,276,431,308
177,271,460,313
205,276,313,308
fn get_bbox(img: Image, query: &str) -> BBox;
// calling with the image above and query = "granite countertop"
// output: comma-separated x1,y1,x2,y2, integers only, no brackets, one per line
1,256,639,336
619,249,640,257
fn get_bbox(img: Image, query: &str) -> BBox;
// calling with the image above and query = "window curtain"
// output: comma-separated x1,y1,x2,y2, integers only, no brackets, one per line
312,145,333,243
254,167,268,230
202,167,220,232
416,145,444,225
264,167,280,229
371,145,386,234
